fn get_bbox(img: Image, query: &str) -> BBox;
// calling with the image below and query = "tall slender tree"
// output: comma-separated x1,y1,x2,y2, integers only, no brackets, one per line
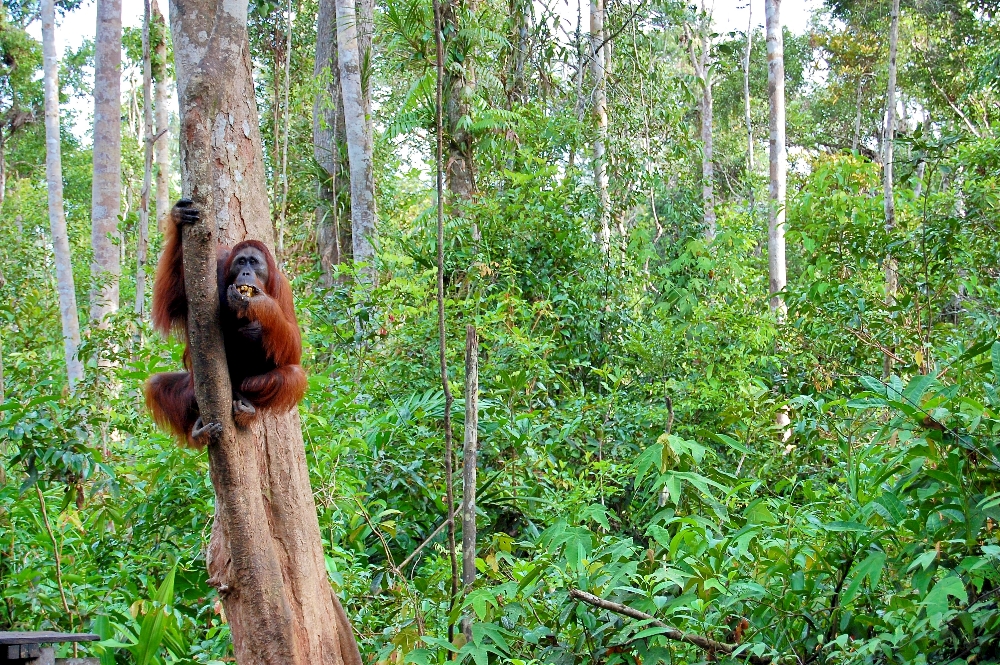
153,0,170,234
314,0,348,284
336,0,376,282
443,0,478,213
590,0,610,253
687,3,715,240
882,0,900,377
166,0,363,659
91,0,123,324
41,0,83,388
744,4,754,178
136,0,154,318
766,0,786,318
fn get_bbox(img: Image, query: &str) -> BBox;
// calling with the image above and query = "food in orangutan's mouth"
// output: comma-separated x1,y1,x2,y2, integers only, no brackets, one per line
237,285,258,298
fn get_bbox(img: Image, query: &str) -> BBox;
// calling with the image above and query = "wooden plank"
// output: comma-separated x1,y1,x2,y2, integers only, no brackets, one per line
0,633,99,646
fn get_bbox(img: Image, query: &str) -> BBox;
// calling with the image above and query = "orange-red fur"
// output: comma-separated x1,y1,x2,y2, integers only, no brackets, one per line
145,204,306,446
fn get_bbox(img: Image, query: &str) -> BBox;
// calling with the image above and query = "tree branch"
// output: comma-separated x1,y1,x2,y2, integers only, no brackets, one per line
568,589,773,665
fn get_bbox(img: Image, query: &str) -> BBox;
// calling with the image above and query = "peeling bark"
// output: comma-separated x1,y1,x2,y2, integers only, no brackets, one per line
167,0,362,661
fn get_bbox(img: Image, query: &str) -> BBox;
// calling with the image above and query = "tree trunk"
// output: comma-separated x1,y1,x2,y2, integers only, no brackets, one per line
136,0,154,319
276,0,293,256
766,0,790,437
314,0,347,285
153,0,171,235
765,0,786,319
41,0,84,390
0,269,5,403
460,324,479,640
744,5,754,176
91,0,123,324
166,0,363,662
590,0,610,253
335,0,376,283
0,130,6,208
883,0,900,378
443,0,478,204
688,6,715,240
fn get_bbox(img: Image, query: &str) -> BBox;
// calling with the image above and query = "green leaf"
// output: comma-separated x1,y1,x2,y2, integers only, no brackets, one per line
841,551,886,605
923,575,968,625
130,563,177,665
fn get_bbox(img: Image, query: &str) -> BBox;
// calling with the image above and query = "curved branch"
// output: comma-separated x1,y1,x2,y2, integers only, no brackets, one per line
569,589,773,665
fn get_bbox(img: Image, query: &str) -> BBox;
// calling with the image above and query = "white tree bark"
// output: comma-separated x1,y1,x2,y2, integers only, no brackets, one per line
590,0,611,253
335,0,377,283
153,0,170,234
765,0,786,319
41,0,84,389
136,0,154,318
91,0,123,324
883,0,900,377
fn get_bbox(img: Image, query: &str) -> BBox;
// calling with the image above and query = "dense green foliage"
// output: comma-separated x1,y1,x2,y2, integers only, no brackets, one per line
3,0,1000,663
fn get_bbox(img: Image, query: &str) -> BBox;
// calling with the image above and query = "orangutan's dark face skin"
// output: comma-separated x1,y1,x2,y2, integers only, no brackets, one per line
229,246,269,298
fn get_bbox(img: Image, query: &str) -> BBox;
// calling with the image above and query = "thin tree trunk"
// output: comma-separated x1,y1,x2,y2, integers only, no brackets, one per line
883,0,900,378
153,0,170,234
136,0,154,319
852,73,868,153
460,324,479,641
0,269,5,403
443,0,478,201
41,0,84,390
276,0,293,256
590,0,610,253
167,0,363,661
335,0,376,282
314,0,342,284
433,0,460,643
91,0,123,325
766,0,786,319
688,6,715,240
766,0,790,436
0,130,6,208
744,5,754,182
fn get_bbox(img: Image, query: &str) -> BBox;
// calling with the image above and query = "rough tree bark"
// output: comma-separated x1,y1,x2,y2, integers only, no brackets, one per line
882,0,900,378
166,0,363,662
91,0,123,324
153,0,171,234
335,0,376,282
590,0,611,253
313,0,350,284
136,0,154,318
687,3,715,240
41,0,84,389
460,324,479,641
